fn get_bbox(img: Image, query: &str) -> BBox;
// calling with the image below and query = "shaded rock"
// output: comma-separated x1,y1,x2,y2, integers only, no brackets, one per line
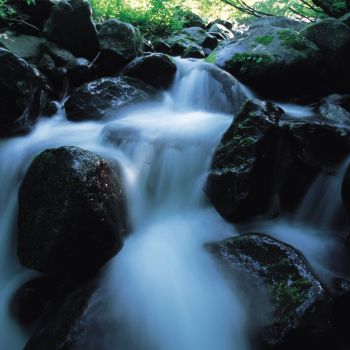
96,19,143,76
183,45,206,58
17,146,129,276
317,94,350,125
153,39,171,54
121,53,176,89
277,121,350,212
341,165,350,217
0,31,46,63
301,18,350,53
43,0,99,60
180,27,218,49
0,48,52,137
208,26,321,99
24,277,99,350
205,99,282,222
181,10,206,29
66,57,93,88
65,76,155,121
7,0,54,31
207,19,233,31
11,276,61,327
41,41,76,66
208,23,234,40
249,16,306,31
207,233,333,348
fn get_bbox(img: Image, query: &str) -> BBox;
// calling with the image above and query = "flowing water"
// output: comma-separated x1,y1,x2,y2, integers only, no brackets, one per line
0,58,348,349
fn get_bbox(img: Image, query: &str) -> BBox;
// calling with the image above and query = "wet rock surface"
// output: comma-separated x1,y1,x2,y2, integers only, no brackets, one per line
18,146,129,276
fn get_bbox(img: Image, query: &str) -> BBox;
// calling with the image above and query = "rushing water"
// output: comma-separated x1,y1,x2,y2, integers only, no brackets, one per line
0,58,348,349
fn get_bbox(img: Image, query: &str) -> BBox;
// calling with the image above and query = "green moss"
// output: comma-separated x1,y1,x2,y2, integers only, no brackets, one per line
228,53,274,75
205,51,217,64
254,35,274,46
277,29,307,50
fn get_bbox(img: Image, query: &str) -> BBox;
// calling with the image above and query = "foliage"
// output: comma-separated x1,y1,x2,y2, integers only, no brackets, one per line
221,0,350,20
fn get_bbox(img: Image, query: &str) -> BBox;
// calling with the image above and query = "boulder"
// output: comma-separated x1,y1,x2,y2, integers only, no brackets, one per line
65,76,155,121
66,57,93,88
0,31,46,63
6,0,54,32
24,278,99,350
43,0,99,60
17,146,129,276
316,94,350,125
249,16,306,31
0,48,52,137
96,19,143,75
40,41,76,66
301,18,350,53
11,276,61,327
208,26,321,99
205,99,282,222
208,23,234,40
207,19,233,31
121,53,177,89
207,233,333,348
179,27,218,49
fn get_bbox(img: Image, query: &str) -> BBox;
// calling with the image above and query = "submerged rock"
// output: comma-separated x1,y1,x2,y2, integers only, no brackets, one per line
205,99,282,222
43,0,99,60
0,48,52,137
208,26,321,99
96,19,143,75
18,146,129,276
207,233,333,348
121,53,177,89
65,76,156,121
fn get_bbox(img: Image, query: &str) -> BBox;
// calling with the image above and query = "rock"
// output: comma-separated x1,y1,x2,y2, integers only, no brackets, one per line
96,19,143,75
153,39,171,54
24,277,99,350
65,76,155,121
0,48,52,137
17,146,129,276
341,165,350,217
66,57,93,88
181,10,206,29
301,18,350,53
207,19,233,31
277,121,350,212
179,27,218,49
207,233,333,348
249,16,306,31
41,41,76,66
205,99,282,222
7,0,54,31
11,276,61,327
317,94,350,125
121,53,176,89
208,26,321,99
43,0,99,60
0,31,46,63
208,23,234,40
164,27,218,56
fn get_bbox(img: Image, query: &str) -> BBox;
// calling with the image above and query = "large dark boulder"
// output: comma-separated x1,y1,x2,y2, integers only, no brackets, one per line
207,233,333,349
24,278,100,350
96,19,143,76
17,146,129,276
205,99,282,222
7,0,54,32
65,76,155,121
11,276,61,327
0,48,52,137
207,26,321,99
43,0,99,60
121,53,177,89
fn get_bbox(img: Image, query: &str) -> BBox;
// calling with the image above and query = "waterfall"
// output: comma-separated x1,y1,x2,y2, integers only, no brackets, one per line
0,57,348,349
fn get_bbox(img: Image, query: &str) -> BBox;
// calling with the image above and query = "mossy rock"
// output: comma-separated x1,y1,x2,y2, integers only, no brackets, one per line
209,26,321,98
18,146,129,276
207,233,333,347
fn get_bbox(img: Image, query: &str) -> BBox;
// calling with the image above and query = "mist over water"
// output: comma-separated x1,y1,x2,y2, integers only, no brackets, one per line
0,58,349,349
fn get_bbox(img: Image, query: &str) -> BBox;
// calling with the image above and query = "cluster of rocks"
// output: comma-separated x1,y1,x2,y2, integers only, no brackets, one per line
3,1,350,350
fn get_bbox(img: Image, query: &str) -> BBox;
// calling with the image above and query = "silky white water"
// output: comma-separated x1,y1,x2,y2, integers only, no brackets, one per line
0,58,348,349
